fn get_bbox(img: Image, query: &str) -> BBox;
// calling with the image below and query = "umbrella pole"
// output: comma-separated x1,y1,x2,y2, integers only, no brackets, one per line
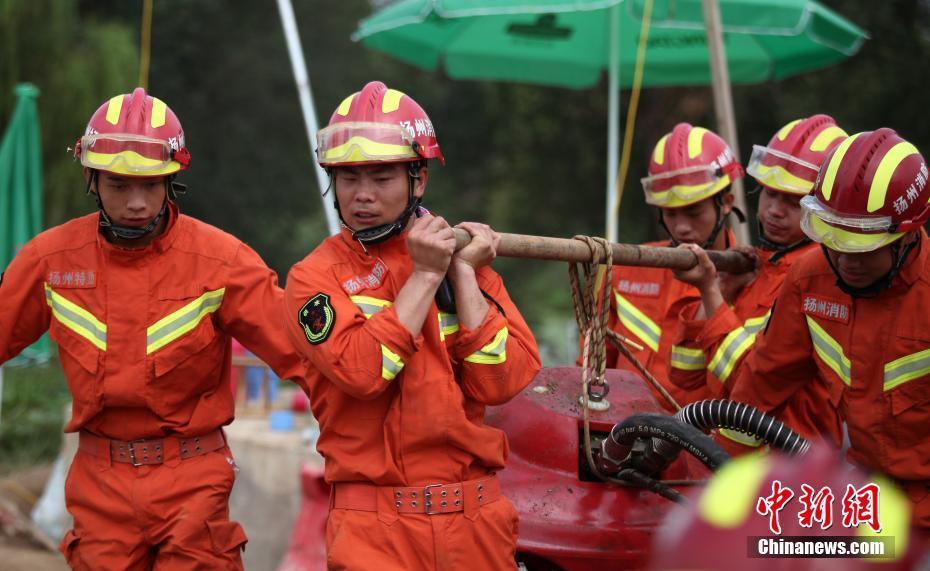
275,0,341,236
0,365,4,426
701,0,750,245
605,3,621,244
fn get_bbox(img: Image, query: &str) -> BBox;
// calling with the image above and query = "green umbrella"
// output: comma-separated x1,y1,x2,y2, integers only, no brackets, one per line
354,0,866,240
356,0,865,89
0,83,50,370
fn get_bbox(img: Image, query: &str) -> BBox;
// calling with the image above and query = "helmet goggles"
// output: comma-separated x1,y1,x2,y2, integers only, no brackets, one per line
642,163,740,207
78,133,183,175
317,121,418,166
747,144,820,195
800,194,905,253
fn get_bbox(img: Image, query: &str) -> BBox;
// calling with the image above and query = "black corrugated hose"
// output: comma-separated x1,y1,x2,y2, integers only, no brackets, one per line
675,399,810,456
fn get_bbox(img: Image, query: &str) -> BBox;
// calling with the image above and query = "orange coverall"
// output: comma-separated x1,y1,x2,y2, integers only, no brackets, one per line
727,232,930,528
668,244,842,445
284,228,541,570
0,204,304,569
602,232,735,411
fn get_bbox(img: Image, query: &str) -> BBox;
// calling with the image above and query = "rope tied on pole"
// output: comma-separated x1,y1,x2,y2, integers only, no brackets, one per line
569,235,613,481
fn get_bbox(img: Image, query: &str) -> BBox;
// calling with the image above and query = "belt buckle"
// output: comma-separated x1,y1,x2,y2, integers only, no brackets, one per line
127,439,146,467
423,483,443,515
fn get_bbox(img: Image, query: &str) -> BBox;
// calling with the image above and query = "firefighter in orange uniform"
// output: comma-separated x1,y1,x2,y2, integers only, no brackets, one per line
0,88,304,569
669,115,848,446
283,81,542,569
601,123,744,410
725,128,930,529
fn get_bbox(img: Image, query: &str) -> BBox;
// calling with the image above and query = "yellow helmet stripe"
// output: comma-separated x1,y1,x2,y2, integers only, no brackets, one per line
868,141,920,213
820,133,861,201
776,119,802,141
698,455,771,528
809,126,847,152
653,134,669,165
856,475,911,559
336,94,356,117
150,98,167,129
382,89,405,114
688,127,708,159
105,95,124,125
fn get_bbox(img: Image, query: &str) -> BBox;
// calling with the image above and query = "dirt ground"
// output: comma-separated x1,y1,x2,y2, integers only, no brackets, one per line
0,464,68,571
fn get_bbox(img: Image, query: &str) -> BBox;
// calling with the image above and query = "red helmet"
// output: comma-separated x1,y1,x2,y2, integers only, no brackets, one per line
801,128,930,253
317,81,444,168
642,123,744,208
75,87,190,177
748,115,848,195
650,445,919,570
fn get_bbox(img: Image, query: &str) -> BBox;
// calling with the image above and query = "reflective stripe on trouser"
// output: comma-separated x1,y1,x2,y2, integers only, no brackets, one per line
805,316,851,385
61,443,245,570
326,496,519,571
381,344,404,380
670,345,706,371
464,327,508,364
884,348,930,391
147,288,225,354
707,311,772,383
44,283,107,351
614,292,661,352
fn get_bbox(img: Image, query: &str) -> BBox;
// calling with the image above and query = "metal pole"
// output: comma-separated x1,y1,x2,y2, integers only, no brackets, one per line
138,0,153,90
275,0,341,236
701,0,750,245
605,3,621,243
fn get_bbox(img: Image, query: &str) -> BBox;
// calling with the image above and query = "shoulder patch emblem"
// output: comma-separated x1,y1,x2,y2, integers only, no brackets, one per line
299,293,335,345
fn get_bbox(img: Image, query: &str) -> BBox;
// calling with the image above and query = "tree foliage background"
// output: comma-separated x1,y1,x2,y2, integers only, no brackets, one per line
2,0,929,363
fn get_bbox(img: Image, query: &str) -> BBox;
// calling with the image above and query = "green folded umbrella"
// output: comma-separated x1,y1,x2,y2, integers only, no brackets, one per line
1,83,50,368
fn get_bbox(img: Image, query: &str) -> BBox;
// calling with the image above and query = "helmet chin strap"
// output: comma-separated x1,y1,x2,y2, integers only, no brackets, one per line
757,219,811,263
662,192,744,249
87,169,170,241
822,237,918,298
333,162,423,247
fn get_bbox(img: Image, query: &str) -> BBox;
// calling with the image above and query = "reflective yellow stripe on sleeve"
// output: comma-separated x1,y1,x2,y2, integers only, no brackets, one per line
805,316,851,386
44,283,107,351
708,311,771,383
351,295,392,318
884,348,930,391
614,293,661,352
464,326,508,365
381,344,404,381
438,311,459,341
670,345,705,371
147,288,225,354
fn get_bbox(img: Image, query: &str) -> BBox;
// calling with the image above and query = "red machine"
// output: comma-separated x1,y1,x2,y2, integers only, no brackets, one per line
278,366,711,570
486,367,711,570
